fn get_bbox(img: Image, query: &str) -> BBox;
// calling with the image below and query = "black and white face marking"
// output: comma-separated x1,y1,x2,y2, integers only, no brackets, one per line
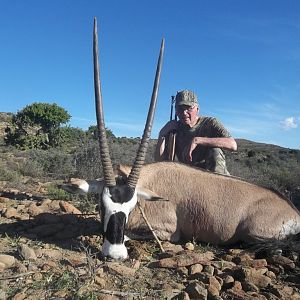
101,185,137,260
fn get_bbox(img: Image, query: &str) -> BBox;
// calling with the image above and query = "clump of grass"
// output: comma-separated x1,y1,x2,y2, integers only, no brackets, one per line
4,233,21,247
0,165,21,182
46,185,74,201
50,271,79,292
19,159,44,178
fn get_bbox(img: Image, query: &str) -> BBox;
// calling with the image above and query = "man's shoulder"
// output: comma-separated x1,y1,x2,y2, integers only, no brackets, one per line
199,116,230,137
198,116,219,126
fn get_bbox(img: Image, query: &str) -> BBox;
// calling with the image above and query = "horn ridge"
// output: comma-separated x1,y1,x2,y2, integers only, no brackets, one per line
127,38,165,189
93,17,116,187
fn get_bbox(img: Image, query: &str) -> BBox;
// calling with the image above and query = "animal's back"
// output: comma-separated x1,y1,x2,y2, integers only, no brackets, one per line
130,162,300,244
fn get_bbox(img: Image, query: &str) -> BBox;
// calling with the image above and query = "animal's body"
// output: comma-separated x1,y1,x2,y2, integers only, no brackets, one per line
63,161,300,245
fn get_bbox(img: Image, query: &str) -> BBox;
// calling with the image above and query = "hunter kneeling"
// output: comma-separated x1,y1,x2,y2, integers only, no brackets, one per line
155,90,237,175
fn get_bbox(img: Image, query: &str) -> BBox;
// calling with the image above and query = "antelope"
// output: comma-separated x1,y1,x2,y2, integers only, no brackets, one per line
62,19,300,260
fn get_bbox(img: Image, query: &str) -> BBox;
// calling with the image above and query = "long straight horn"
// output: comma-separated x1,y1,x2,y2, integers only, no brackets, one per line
127,38,165,189
93,17,115,187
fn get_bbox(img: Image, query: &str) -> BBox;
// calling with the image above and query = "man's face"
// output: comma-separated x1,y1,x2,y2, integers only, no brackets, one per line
176,105,199,127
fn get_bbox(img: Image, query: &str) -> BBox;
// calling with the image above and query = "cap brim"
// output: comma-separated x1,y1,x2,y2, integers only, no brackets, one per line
176,100,197,106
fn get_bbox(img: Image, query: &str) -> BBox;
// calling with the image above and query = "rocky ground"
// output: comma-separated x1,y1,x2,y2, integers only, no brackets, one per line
0,188,300,300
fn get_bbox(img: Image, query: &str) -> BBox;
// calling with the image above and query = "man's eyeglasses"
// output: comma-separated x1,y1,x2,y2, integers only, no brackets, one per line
176,105,196,113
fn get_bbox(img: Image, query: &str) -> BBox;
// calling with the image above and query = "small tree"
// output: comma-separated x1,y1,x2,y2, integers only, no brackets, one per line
87,125,116,141
5,102,71,149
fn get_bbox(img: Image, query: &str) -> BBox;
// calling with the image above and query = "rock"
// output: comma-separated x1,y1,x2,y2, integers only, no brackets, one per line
162,241,184,253
105,262,136,277
49,200,61,210
234,267,272,288
172,291,190,300
189,263,203,274
242,280,260,292
0,254,15,269
15,261,28,273
265,270,276,279
176,267,189,276
27,203,44,216
222,275,235,289
94,275,106,288
184,242,195,251
232,253,252,264
222,254,234,261
18,244,37,261
16,204,26,212
33,272,43,281
0,262,5,272
211,260,236,269
240,258,268,269
4,207,18,218
208,276,222,291
203,265,214,275
42,249,63,260
232,280,243,291
59,201,82,214
267,264,284,275
0,196,10,203
152,251,214,268
16,214,30,221
267,255,296,271
41,260,58,271
40,198,52,206
11,292,26,300
131,259,140,270
185,281,207,300
207,284,220,298
228,249,244,256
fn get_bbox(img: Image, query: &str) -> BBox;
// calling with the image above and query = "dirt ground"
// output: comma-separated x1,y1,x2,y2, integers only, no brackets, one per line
0,188,300,300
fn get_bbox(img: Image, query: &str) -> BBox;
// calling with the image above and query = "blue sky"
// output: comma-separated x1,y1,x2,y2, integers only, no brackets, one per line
1,1,300,149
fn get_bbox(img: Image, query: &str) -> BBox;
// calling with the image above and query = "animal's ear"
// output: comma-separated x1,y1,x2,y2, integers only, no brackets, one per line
58,178,89,194
116,164,131,179
136,187,168,201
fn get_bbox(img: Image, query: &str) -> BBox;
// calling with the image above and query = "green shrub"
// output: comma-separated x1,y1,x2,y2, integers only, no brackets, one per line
46,185,74,201
21,149,76,180
0,166,21,182
5,102,71,149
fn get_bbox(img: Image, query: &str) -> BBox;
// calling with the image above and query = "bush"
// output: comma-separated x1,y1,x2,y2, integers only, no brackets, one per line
20,149,76,180
0,165,21,182
5,102,71,149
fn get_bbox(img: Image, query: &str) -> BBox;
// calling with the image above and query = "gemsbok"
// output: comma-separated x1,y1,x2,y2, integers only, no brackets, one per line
62,18,300,260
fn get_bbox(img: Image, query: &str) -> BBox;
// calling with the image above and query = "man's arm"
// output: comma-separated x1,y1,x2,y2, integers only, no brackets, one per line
154,120,178,161
193,136,237,151
154,136,167,161
183,136,237,162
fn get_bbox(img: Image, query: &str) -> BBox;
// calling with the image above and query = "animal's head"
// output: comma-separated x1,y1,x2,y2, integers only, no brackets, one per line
92,18,164,260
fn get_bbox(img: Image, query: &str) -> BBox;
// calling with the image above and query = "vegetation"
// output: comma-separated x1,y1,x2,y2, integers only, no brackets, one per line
5,103,71,149
0,105,299,209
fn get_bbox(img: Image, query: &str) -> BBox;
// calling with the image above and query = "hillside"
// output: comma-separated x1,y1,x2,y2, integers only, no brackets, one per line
0,121,300,299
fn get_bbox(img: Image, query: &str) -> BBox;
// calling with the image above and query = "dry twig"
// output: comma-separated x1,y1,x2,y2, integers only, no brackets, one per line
137,202,165,253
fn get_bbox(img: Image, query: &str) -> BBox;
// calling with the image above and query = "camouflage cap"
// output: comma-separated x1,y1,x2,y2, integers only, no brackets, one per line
175,90,198,107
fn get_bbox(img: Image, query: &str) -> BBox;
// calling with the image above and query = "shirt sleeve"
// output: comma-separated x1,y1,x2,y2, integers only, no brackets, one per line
205,117,231,138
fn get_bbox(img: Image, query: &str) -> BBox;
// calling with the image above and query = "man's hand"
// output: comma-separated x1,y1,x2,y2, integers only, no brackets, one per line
182,138,198,162
159,120,178,137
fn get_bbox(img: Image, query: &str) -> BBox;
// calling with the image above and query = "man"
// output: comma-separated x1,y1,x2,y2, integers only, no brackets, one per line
155,90,237,175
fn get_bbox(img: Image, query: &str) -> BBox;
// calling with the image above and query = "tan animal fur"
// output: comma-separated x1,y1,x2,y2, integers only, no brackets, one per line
61,161,300,245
